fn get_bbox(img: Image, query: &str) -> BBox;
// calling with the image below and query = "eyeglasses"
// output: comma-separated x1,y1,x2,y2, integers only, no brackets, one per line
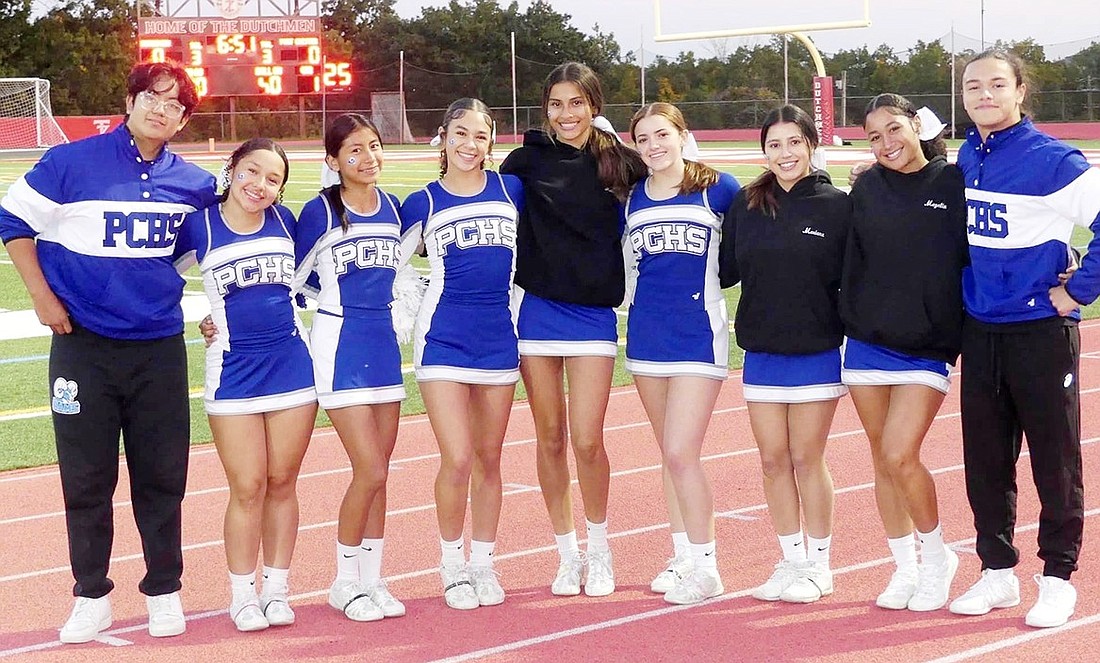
136,90,187,119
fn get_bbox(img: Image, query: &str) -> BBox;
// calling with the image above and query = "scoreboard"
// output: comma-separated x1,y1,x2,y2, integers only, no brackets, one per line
137,16,352,97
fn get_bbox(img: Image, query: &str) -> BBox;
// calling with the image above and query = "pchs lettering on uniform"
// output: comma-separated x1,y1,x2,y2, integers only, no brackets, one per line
967,199,1009,238
102,210,185,248
331,237,400,275
433,216,517,256
630,223,709,256
211,254,296,295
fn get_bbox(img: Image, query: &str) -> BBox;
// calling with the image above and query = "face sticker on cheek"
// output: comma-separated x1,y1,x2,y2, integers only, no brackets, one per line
236,173,245,180
347,156,357,165
448,138,456,145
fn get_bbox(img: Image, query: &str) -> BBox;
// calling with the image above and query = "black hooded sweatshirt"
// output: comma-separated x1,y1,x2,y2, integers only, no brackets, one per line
719,170,850,355
501,129,625,307
840,156,969,364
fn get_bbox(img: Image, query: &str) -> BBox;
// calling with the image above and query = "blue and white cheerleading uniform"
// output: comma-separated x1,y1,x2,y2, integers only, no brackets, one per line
399,172,524,384
623,173,740,379
295,189,416,408
175,204,316,415
513,289,619,357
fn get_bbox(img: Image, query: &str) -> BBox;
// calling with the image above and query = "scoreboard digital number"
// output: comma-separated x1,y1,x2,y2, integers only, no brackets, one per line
137,33,352,97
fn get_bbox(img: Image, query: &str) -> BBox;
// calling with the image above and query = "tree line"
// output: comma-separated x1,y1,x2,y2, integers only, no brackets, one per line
4,0,1100,130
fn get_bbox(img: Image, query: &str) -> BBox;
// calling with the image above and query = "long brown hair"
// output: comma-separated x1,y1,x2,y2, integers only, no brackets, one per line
542,62,646,200
744,104,818,217
629,102,719,195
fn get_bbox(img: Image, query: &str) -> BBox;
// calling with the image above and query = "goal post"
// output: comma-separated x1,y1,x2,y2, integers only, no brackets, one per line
0,78,69,151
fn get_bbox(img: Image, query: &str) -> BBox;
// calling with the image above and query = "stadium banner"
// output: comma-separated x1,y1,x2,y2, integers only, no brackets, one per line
812,76,835,146
55,115,125,141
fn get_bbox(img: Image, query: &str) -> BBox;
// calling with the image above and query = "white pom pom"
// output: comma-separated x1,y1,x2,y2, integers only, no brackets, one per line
391,264,426,344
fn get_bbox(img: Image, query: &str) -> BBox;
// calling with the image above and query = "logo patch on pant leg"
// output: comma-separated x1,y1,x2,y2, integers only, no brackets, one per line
1064,373,1074,389
51,377,81,415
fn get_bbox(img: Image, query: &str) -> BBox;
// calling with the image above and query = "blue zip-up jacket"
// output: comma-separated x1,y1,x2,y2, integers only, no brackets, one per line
958,117,1100,324
0,125,217,339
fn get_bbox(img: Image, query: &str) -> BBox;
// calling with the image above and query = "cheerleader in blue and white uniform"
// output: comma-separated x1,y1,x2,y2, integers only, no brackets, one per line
293,114,416,622
719,105,850,605
399,98,525,611
625,102,740,605
175,138,317,633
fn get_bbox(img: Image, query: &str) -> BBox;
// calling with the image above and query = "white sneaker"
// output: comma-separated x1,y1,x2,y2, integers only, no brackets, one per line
469,564,506,606
364,579,406,618
439,564,479,610
663,568,724,605
551,554,585,596
59,595,112,644
584,550,615,597
908,547,959,612
651,554,694,594
876,568,919,610
260,593,295,626
228,598,269,632
329,579,384,622
752,560,802,602
146,591,186,637
949,568,1020,616
780,561,833,603
1025,575,1076,628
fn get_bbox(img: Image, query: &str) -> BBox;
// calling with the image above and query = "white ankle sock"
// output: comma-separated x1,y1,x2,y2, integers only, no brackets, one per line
359,538,384,584
229,570,257,605
262,566,288,597
470,539,496,568
690,540,718,570
917,524,947,566
555,531,580,562
336,542,359,582
887,533,918,573
586,519,609,554
778,531,806,562
671,531,690,558
440,536,465,567
807,535,831,566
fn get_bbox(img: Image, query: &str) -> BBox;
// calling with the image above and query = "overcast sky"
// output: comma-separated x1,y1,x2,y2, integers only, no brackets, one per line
392,0,1100,60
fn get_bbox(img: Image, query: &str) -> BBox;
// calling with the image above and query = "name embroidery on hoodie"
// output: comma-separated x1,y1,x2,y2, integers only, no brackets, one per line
802,227,825,238
924,200,947,210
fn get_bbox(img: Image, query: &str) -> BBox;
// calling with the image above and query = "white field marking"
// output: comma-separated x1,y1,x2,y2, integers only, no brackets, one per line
925,612,1100,662
0,385,642,483
0,401,750,551
95,635,132,647
2,468,1099,659
2,409,1097,588
427,507,1100,663
0,341,630,422
3,367,1099,526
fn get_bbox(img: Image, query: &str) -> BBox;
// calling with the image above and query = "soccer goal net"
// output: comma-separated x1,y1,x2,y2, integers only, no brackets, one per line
0,78,68,151
370,92,415,144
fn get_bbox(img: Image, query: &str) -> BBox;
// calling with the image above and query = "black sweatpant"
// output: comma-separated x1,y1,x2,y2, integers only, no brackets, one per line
960,315,1084,580
50,324,190,598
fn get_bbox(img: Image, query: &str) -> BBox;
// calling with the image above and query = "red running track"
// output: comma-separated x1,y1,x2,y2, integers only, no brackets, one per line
4,324,1100,662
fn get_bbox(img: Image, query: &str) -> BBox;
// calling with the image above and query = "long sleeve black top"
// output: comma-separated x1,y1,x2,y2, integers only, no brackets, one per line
500,129,625,307
719,171,850,355
840,156,969,363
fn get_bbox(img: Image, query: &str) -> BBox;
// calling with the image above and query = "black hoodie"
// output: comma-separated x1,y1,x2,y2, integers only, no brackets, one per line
501,129,625,307
719,171,850,355
840,156,969,363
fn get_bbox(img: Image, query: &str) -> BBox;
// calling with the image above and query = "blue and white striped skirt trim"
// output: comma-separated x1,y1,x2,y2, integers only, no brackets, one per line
514,287,618,357
742,348,847,403
841,338,951,394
